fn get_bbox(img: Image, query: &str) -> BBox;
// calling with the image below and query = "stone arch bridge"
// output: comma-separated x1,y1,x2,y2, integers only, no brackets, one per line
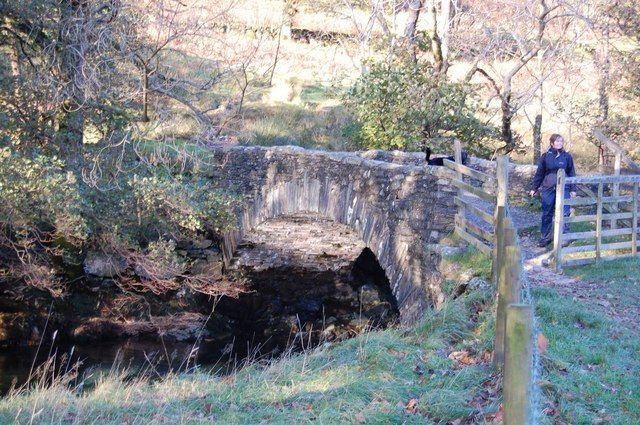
203,146,460,324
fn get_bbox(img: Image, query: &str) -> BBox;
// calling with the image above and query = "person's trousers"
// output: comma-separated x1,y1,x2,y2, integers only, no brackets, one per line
540,189,570,241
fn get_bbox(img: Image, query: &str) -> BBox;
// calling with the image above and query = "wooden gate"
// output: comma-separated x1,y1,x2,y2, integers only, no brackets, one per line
553,170,640,270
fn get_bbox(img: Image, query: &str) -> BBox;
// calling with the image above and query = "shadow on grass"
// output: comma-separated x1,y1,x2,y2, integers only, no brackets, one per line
235,102,360,151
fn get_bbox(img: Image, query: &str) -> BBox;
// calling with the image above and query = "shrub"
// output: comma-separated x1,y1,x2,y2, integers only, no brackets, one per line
345,60,499,156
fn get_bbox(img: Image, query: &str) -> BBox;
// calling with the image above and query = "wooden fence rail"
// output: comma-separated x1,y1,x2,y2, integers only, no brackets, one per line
443,140,509,256
554,170,640,271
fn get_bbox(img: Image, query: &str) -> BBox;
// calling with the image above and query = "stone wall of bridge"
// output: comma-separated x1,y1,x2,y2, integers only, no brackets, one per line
202,146,459,324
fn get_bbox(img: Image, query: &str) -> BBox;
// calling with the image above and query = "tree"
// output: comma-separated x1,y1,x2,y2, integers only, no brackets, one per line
126,0,230,123
0,0,243,298
347,59,498,155
462,0,567,155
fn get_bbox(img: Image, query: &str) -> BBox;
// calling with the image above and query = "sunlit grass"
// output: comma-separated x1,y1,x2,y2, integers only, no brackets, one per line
534,284,640,424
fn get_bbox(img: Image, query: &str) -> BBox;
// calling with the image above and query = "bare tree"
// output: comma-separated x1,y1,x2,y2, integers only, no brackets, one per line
461,0,572,154
126,0,234,123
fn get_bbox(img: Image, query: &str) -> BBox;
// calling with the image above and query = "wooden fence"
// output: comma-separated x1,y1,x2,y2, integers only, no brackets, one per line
443,141,509,257
553,171,640,271
493,208,535,424
445,142,534,423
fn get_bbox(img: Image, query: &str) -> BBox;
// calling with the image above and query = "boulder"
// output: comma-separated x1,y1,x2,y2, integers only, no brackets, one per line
358,284,381,307
0,313,30,346
190,259,223,278
83,252,126,278
72,318,126,342
192,239,213,249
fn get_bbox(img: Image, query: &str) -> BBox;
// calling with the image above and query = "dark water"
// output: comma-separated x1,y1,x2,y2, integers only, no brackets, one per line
0,244,399,396
0,337,241,395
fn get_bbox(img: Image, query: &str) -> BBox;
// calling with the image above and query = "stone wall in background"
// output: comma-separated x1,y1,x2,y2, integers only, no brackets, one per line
470,158,537,205
203,146,459,324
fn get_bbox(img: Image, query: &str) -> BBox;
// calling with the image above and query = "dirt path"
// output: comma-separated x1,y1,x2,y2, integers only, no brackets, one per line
514,207,640,329
462,194,640,328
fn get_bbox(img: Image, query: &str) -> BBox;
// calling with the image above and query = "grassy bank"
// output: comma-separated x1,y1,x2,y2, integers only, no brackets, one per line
0,250,500,424
4,247,637,424
534,258,640,424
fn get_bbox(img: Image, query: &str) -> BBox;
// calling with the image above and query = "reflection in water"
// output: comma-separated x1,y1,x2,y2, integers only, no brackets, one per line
0,337,240,396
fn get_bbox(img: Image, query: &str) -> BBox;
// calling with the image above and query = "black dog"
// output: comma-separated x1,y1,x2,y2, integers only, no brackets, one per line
425,147,469,166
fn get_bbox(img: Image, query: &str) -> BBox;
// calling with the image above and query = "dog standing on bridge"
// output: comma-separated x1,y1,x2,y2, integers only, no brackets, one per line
425,147,469,166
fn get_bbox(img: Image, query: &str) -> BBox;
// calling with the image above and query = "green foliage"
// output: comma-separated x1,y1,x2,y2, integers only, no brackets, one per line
0,145,238,295
0,148,87,243
345,60,499,155
129,172,238,236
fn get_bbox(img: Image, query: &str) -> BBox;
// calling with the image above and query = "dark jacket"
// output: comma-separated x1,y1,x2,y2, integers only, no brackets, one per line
531,148,577,193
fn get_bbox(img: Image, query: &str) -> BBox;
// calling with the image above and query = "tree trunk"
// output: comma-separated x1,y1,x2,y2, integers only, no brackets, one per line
405,0,422,64
142,68,150,122
269,13,285,86
437,0,451,67
532,47,544,164
533,113,542,164
500,94,515,153
8,39,22,99
597,21,610,125
596,18,611,174
429,1,444,73
58,0,87,150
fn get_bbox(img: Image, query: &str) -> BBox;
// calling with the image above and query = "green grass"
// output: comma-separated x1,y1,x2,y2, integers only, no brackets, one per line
237,103,359,151
534,257,640,424
534,285,640,424
299,84,344,106
445,247,493,281
564,257,640,285
563,257,640,314
0,254,500,424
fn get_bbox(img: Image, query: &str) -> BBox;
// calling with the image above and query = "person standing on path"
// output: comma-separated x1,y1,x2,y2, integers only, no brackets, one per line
529,134,577,247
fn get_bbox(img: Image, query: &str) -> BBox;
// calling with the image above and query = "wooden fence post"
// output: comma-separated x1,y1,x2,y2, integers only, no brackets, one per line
493,221,517,370
553,169,566,272
633,183,638,256
454,139,464,240
504,304,534,425
596,183,603,261
496,155,509,208
503,245,522,304
612,152,621,229
492,206,506,285
492,156,510,283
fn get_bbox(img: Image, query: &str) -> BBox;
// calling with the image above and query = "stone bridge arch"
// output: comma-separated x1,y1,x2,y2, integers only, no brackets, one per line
206,146,458,324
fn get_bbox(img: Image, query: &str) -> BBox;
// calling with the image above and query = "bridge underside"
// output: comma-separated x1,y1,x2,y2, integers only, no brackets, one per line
230,213,366,272
220,213,399,354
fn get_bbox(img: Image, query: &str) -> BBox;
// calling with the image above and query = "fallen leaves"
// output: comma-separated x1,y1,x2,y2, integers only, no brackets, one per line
537,332,549,355
386,348,407,358
405,398,418,413
448,350,477,366
202,402,214,414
